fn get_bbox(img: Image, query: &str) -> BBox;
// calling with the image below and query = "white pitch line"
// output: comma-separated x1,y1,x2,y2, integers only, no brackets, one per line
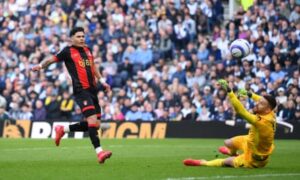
0,144,214,151
0,146,90,151
166,173,300,180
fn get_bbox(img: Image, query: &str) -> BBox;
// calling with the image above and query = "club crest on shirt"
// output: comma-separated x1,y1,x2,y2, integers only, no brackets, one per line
83,100,88,106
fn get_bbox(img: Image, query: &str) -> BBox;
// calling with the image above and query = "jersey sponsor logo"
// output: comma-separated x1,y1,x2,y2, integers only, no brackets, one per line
78,59,92,67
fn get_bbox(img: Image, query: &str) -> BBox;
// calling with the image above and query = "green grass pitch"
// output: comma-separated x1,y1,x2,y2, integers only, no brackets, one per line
0,138,300,180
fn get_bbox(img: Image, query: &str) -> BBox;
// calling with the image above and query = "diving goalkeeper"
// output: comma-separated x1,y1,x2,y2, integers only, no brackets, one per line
184,79,277,168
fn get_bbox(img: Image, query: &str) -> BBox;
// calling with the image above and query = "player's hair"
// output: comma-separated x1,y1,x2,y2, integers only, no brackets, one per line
69,27,85,37
263,95,277,110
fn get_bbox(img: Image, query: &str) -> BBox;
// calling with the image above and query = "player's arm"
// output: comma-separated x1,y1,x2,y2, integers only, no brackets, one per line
249,92,261,102
93,64,102,80
228,91,258,124
238,88,261,102
93,64,111,92
218,79,257,124
31,56,57,71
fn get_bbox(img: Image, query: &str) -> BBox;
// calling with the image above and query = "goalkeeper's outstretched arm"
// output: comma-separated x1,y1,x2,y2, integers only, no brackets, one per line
249,92,261,102
218,80,258,124
238,88,261,102
228,91,258,125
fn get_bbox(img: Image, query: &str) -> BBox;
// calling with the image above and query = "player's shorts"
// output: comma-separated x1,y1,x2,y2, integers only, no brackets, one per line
232,135,269,168
74,89,101,119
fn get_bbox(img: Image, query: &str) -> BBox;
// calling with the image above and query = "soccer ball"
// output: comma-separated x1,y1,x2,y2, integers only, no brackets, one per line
229,39,251,58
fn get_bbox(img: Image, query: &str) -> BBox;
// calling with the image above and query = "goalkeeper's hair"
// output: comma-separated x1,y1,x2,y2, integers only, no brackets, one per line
263,95,277,110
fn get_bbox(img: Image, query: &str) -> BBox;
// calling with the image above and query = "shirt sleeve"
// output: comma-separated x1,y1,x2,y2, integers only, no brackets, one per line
251,92,262,102
228,91,258,125
54,47,68,62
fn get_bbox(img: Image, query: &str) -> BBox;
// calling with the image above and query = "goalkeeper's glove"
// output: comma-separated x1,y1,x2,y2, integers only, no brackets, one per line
237,88,252,98
217,79,231,92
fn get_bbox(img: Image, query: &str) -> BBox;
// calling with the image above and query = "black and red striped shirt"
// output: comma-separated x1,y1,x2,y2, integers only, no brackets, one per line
54,45,97,94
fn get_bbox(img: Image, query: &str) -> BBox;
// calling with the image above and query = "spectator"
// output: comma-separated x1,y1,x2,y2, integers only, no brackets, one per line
134,39,153,70
270,63,286,83
32,99,47,121
278,100,296,122
181,101,192,121
60,91,74,120
174,15,188,50
112,106,125,121
154,101,165,120
45,93,61,120
184,104,199,121
125,102,142,121
71,105,84,121
276,87,288,105
158,12,173,32
0,106,10,121
19,103,33,120
141,103,155,121
156,29,173,60
102,105,113,121
214,105,232,122
289,5,300,23
0,96,10,121
198,105,211,121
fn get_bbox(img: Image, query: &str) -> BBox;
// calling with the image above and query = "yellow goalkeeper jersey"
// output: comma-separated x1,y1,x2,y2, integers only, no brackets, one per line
228,92,276,156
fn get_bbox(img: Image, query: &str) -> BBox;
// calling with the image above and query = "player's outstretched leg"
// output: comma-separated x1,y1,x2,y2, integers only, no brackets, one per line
183,159,206,166
183,158,226,167
54,125,65,146
54,122,88,146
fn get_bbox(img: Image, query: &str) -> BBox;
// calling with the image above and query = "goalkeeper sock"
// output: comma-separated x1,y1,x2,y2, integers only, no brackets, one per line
68,121,88,132
205,159,225,167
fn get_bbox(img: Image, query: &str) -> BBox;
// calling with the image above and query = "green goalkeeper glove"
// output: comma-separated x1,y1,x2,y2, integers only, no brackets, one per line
237,88,252,98
237,88,248,97
217,79,231,92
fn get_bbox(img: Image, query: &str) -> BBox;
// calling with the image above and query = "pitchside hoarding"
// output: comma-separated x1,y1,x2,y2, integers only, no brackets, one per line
0,120,299,139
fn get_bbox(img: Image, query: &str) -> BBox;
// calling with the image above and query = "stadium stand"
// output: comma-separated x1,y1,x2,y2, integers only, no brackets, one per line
0,0,299,124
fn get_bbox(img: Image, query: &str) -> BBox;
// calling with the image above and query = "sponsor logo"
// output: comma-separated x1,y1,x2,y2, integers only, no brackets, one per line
2,120,31,138
30,122,167,139
100,122,167,139
78,59,91,67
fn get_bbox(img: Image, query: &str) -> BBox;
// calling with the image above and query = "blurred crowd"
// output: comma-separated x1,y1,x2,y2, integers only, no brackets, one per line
0,0,299,123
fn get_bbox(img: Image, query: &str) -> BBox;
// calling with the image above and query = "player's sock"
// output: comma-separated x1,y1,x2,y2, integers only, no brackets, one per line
88,125,101,150
95,146,103,154
68,121,88,132
63,125,70,133
204,159,225,167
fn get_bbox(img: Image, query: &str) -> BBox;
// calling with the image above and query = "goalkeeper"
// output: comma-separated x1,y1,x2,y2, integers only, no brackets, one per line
184,79,277,168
